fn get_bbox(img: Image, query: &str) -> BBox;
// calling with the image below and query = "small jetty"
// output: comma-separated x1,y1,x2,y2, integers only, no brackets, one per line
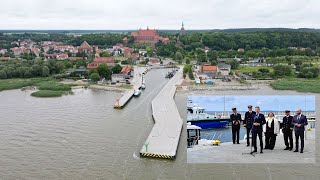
114,67,148,109
140,68,183,159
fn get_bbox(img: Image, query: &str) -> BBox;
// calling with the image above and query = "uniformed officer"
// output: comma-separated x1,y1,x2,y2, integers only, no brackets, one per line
244,105,256,146
252,106,266,154
230,107,241,144
282,110,294,151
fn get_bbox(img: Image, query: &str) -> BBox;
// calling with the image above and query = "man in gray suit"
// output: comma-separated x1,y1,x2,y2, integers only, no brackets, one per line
292,109,308,153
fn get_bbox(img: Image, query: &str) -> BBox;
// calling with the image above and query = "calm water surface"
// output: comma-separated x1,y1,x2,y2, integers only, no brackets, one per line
0,69,187,179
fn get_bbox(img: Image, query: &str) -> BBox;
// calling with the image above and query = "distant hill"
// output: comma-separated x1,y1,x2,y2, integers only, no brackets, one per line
1,28,320,34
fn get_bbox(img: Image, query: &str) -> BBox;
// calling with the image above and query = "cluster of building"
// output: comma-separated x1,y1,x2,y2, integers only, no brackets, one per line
196,63,232,80
0,24,187,80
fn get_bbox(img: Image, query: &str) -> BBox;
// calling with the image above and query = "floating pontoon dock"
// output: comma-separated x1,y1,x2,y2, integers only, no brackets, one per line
114,67,148,109
140,68,183,159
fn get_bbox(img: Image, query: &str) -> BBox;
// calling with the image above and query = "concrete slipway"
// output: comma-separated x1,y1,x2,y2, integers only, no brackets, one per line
140,68,184,159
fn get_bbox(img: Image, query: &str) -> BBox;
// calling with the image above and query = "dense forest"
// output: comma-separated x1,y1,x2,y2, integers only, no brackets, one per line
1,31,320,50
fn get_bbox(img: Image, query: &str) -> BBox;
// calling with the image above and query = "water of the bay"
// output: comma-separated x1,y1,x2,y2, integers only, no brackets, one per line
0,69,187,179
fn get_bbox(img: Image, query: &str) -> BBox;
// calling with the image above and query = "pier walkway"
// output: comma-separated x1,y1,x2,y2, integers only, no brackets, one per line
140,68,183,159
188,129,316,163
114,67,147,109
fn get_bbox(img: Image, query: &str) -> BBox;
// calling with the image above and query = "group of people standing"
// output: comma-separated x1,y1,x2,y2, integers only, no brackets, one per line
230,105,308,154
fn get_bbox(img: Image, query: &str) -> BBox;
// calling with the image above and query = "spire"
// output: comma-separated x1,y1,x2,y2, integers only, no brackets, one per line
180,21,185,31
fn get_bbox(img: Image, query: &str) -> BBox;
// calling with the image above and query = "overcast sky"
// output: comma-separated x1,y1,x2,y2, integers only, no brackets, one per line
0,0,319,30
189,95,315,112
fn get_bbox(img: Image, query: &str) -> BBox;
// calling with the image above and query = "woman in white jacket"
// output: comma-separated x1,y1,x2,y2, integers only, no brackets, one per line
263,112,280,150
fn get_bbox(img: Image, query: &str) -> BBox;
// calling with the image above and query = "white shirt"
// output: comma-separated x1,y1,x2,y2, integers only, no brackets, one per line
297,114,301,120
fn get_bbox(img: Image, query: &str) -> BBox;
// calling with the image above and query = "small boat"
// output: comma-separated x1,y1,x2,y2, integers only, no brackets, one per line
187,103,230,129
133,90,141,97
141,84,146,90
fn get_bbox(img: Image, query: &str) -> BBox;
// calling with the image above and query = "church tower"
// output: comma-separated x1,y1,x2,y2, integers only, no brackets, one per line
180,21,185,35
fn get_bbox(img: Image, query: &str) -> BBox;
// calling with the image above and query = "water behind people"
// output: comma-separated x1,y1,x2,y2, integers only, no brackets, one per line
200,127,246,143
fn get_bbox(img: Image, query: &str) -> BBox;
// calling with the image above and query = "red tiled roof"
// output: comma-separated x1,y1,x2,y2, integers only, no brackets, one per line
80,41,91,49
121,66,132,74
93,57,114,64
131,32,138,37
124,47,134,53
68,57,83,60
202,66,217,71
0,57,12,60
137,29,158,36
150,58,160,64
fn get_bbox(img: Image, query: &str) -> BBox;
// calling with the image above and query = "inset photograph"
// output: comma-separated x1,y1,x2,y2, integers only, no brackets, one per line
187,95,316,163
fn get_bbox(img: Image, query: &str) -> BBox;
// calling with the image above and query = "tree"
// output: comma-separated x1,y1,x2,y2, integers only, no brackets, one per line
31,64,42,76
90,73,100,82
112,64,122,74
56,62,66,74
42,66,50,77
299,66,320,78
175,51,183,61
0,70,7,79
273,65,292,77
285,56,293,65
207,50,218,61
146,46,154,57
99,51,112,57
210,60,218,66
24,69,32,78
197,53,207,63
258,68,270,73
97,64,112,80
185,57,190,64
293,59,303,71
226,60,240,69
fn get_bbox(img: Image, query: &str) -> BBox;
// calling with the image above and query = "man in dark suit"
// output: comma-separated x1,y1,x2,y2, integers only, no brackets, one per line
244,105,256,147
252,106,266,154
282,110,294,151
230,108,241,144
292,109,308,153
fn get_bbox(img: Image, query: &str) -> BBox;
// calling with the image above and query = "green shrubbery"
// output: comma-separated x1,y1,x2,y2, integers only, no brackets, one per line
271,78,320,93
183,65,194,80
31,90,67,97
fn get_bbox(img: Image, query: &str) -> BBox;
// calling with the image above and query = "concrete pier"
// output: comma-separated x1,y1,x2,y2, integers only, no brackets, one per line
140,68,183,159
188,129,316,163
114,67,147,109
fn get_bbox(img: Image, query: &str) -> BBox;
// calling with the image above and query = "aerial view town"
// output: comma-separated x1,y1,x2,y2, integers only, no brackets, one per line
0,0,320,179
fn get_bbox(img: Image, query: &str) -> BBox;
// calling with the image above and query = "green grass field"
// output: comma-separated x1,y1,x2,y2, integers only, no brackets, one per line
114,56,126,61
0,78,50,91
0,78,75,97
237,66,274,73
271,78,320,93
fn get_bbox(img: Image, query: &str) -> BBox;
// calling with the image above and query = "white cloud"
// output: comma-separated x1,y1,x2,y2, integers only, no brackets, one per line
0,0,319,29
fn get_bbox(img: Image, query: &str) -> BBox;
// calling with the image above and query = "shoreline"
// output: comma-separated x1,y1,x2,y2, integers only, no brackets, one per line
89,85,129,93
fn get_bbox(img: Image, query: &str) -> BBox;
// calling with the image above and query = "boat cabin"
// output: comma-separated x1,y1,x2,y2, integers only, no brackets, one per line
187,124,202,148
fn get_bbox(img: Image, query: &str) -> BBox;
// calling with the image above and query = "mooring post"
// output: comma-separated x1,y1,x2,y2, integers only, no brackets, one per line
145,142,149,152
